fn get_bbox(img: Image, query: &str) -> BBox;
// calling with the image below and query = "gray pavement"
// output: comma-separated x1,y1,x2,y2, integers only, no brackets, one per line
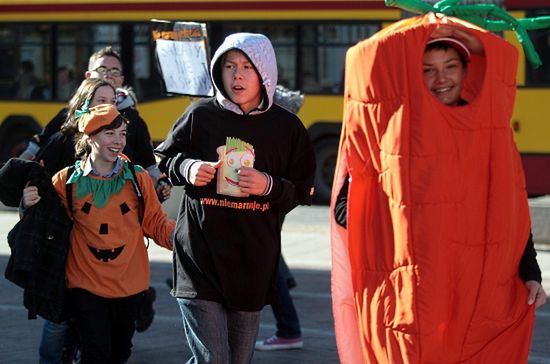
0,204,549,363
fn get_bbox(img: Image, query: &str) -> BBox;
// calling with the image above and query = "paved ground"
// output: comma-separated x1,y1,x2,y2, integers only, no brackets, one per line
0,204,548,363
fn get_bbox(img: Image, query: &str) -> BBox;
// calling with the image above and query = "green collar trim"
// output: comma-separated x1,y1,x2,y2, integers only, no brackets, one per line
67,160,143,208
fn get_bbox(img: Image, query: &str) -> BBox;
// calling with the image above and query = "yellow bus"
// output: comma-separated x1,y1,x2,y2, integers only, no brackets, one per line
0,0,548,204
505,0,550,197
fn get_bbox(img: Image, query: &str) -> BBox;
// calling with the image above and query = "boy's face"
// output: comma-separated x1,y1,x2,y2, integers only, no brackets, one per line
86,56,125,89
222,50,262,113
423,47,467,106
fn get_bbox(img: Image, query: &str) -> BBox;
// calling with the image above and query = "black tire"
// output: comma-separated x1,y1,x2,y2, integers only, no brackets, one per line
313,137,339,205
0,125,36,163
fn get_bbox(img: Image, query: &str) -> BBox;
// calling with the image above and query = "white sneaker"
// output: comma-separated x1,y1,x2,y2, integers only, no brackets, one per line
255,335,303,351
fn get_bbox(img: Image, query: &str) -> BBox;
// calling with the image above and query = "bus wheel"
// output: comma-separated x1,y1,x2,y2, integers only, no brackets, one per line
313,137,338,205
0,125,35,163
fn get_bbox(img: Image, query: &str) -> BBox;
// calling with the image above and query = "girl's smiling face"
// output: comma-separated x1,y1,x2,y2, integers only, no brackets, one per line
89,123,127,166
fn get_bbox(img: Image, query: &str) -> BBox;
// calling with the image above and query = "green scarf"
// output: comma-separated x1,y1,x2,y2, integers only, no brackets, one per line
66,160,143,208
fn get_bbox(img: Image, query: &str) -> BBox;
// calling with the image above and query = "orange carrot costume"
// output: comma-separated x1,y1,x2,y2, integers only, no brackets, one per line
331,13,534,364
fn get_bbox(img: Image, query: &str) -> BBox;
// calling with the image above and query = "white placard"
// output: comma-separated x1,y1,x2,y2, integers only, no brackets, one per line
155,38,213,96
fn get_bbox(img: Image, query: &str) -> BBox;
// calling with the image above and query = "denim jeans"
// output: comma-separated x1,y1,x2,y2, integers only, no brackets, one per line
278,256,294,286
272,258,301,338
177,298,260,364
39,320,68,364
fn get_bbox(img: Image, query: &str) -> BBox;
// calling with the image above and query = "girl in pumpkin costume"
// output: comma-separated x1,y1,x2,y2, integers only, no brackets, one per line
331,13,546,364
23,104,175,363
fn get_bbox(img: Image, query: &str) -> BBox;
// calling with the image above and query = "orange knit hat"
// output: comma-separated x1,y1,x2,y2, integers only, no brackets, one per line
78,104,121,135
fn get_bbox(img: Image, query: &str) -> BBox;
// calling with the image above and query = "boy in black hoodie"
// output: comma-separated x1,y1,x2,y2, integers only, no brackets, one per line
155,33,316,363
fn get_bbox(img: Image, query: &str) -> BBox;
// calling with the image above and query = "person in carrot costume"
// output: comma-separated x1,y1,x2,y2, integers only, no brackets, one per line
331,13,547,364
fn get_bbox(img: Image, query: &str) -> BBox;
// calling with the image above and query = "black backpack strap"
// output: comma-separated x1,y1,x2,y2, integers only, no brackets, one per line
127,161,145,225
127,161,150,247
65,165,75,219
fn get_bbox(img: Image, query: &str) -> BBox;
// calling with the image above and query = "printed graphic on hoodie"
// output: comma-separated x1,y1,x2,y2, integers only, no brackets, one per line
216,136,255,197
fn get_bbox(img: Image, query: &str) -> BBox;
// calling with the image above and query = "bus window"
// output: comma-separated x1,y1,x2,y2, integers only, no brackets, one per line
0,24,51,100
525,8,550,86
133,23,161,101
57,24,89,100
56,23,122,100
0,26,17,99
91,24,120,45
300,23,379,94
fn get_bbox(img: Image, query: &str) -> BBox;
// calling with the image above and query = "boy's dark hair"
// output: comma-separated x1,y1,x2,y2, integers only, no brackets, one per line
425,42,468,68
88,46,123,71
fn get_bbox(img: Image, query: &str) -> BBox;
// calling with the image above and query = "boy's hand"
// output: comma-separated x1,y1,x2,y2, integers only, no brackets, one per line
526,280,547,309
22,182,41,208
237,167,268,195
189,160,223,186
430,25,485,56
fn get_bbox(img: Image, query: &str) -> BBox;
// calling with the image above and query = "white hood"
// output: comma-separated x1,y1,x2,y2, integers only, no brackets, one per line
116,87,137,110
210,32,277,115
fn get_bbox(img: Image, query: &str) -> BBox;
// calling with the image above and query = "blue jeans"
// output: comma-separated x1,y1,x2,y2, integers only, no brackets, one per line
272,258,301,339
39,320,67,364
177,298,260,364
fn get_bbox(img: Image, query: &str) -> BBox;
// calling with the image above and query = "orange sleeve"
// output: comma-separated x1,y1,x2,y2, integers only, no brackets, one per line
51,167,70,217
136,170,175,250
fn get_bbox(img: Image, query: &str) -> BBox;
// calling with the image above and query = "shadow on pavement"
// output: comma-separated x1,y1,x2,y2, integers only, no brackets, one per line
0,256,339,363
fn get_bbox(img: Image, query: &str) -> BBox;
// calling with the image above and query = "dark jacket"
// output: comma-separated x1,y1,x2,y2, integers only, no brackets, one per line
0,158,72,323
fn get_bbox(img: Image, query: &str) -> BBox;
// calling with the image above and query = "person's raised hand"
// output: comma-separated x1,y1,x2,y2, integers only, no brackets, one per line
430,25,485,56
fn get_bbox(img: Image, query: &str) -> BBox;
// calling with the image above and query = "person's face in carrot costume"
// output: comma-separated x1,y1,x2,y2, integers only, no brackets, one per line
423,47,467,106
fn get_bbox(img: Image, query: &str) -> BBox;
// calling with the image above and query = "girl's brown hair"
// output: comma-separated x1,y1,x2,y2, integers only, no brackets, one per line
67,79,117,159
62,78,115,135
